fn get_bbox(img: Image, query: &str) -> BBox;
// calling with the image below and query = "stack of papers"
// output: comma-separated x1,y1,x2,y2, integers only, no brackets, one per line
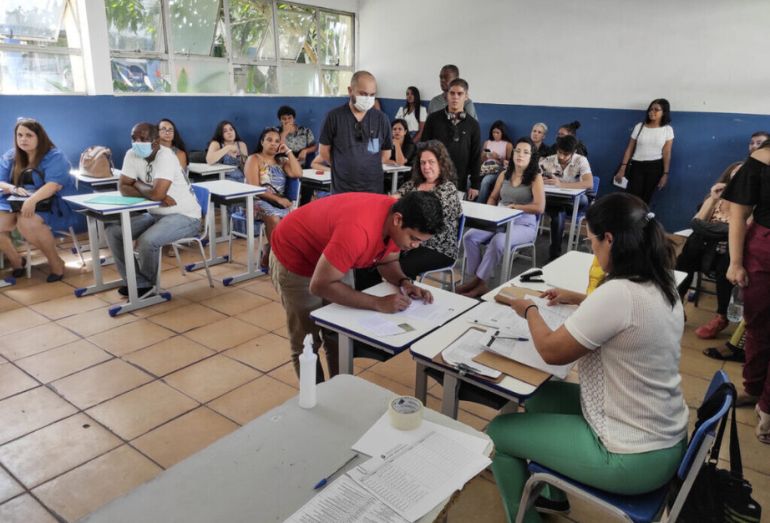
354,296,460,338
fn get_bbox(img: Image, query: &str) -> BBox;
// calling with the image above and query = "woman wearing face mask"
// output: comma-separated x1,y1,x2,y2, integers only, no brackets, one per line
157,118,188,169
244,127,302,268
0,118,76,282
614,99,674,204
388,119,416,167
206,120,248,182
457,138,545,297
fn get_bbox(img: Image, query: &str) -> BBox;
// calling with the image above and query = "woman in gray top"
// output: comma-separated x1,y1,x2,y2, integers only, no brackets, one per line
457,137,545,297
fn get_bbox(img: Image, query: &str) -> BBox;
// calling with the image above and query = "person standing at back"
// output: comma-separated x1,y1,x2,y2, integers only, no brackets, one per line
318,70,392,195
427,64,478,119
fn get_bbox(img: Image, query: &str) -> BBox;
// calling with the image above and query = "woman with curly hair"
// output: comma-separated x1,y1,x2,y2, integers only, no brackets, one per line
395,140,462,279
206,120,248,182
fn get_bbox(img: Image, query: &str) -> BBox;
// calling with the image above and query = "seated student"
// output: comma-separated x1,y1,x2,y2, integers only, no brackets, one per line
478,120,514,204
555,120,588,157
277,105,316,166
489,193,687,522
0,118,76,282
395,140,462,279
395,86,427,142
269,191,443,380
243,127,302,268
457,137,545,298
540,134,593,261
205,120,248,182
107,122,201,296
388,119,416,167
530,122,551,159
158,118,188,169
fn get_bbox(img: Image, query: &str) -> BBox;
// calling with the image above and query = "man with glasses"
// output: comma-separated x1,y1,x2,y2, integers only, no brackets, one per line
105,122,201,297
421,78,481,199
318,70,392,195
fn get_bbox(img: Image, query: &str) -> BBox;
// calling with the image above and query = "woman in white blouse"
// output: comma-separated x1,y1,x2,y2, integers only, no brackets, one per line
394,86,427,142
488,192,688,522
614,98,674,204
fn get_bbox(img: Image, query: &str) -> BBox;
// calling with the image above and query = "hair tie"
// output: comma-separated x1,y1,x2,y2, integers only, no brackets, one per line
642,211,656,225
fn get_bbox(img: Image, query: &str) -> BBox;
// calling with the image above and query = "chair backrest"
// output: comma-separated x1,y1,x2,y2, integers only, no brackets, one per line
456,214,466,244
191,185,211,237
588,175,601,201
188,150,206,163
285,177,300,205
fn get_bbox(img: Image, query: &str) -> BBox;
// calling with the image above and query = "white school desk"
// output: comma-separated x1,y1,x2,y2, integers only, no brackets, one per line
383,163,413,194
70,168,122,190
543,186,588,252
80,374,492,523
299,164,411,196
188,163,237,239
461,200,523,284
410,307,542,418
63,192,168,316
191,180,266,286
311,281,478,375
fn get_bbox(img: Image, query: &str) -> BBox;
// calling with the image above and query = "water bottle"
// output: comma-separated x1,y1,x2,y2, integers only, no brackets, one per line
726,287,744,323
298,334,317,409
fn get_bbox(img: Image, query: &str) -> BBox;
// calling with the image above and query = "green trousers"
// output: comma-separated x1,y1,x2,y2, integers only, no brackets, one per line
487,381,686,523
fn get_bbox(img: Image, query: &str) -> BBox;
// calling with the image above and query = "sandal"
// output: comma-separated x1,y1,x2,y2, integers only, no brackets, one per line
756,405,770,444
702,344,744,362
11,258,27,278
736,393,759,408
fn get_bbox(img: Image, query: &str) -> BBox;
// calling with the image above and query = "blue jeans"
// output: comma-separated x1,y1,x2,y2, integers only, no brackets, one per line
477,173,500,204
105,212,201,288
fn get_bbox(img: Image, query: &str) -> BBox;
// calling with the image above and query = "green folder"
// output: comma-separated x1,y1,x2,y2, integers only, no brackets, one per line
86,195,149,205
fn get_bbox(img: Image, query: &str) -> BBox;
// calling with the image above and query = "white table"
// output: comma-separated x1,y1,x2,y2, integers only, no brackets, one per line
410,308,542,418
383,163,413,194
192,180,266,287
80,374,491,523
188,163,238,239
461,200,523,284
63,192,168,316
70,169,122,190
299,164,412,197
544,186,588,252
311,281,478,374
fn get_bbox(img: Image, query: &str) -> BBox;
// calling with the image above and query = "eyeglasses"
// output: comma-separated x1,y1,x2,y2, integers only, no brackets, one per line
354,122,364,142
159,127,174,133
582,233,601,247
143,163,154,184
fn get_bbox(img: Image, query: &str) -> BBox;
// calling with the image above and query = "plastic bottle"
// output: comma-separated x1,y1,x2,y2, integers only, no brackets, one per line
298,334,317,409
726,287,744,323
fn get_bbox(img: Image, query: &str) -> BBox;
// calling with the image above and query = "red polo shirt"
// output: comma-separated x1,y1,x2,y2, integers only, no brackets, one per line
271,193,401,277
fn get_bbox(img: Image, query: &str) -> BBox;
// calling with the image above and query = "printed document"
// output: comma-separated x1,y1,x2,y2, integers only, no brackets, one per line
440,328,501,378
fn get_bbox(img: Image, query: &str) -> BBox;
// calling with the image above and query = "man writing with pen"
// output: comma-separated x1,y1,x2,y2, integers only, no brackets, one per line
269,191,445,382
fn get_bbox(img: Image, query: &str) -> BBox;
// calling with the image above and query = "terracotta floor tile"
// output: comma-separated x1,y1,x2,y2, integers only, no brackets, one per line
235,301,286,331
164,355,261,403
0,467,23,504
366,351,417,389
0,494,57,523
359,370,412,397
123,336,215,377
15,340,111,384
268,362,299,389
167,279,229,303
0,363,37,401
87,381,198,440
32,445,161,522
56,308,138,338
0,308,49,336
208,375,297,425
224,332,291,372
132,407,238,468
272,324,289,338
679,345,724,381
60,265,121,290
0,294,21,314
3,281,74,306
240,278,280,300
148,303,227,333
446,475,506,523
29,294,107,320
183,317,267,352
0,413,121,488
680,373,711,409
0,323,80,362
199,289,270,316
50,359,152,410
131,296,194,318
87,319,175,356
0,387,77,445
158,267,204,289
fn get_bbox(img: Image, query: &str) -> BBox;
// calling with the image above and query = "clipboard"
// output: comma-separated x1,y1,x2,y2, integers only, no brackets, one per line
432,327,505,384
472,351,551,387
494,285,538,305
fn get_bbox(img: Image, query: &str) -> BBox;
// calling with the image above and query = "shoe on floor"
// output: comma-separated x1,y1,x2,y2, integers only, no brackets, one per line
736,393,759,407
533,496,570,515
756,405,770,444
46,273,64,283
11,258,27,278
694,314,729,339
118,286,154,297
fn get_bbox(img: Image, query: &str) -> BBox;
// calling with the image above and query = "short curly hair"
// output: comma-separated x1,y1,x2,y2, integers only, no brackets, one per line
411,140,456,186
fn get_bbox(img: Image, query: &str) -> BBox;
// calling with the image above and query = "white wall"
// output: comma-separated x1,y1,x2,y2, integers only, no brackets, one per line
358,0,770,115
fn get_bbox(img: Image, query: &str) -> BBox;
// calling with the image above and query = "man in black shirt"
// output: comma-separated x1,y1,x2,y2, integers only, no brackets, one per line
421,78,481,199
319,71,392,194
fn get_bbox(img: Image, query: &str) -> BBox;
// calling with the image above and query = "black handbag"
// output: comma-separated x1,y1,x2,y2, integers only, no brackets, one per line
691,217,729,241
677,382,762,523
8,167,55,213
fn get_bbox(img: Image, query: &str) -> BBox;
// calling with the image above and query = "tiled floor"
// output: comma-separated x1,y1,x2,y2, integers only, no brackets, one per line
0,237,768,523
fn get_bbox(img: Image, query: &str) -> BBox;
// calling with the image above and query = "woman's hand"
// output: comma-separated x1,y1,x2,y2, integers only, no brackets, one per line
710,182,726,200
657,173,669,190
277,143,290,155
279,197,292,209
13,187,30,197
540,288,584,306
614,166,626,183
20,198,36,218
727,263,749,287
226,144,240,156
509,298,536,318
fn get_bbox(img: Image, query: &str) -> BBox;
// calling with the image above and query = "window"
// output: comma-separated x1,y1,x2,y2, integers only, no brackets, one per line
0,0,85,93
106,0,353,96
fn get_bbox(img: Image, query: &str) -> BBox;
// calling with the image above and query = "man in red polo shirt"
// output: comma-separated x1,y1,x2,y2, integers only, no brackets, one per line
269,191,444,381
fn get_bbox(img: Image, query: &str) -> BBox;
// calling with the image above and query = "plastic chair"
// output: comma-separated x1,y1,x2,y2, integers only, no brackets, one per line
507,214,542,273
574,176,601,250
515,370,733,523
417,214,465,292
169,185,214,287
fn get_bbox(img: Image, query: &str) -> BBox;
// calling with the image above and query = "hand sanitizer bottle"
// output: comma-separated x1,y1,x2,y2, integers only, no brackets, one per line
298,334,317,409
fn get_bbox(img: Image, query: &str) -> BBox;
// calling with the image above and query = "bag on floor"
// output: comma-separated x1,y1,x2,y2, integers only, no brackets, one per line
79,146,113,178
676,382,761,523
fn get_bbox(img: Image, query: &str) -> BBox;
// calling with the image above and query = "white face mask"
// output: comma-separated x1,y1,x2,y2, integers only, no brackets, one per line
353,95,375,112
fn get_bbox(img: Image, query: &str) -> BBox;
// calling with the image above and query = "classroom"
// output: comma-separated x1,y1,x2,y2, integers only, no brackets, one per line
0,0,769,521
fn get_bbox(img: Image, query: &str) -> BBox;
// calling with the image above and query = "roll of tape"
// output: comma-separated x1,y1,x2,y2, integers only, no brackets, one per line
388,396,423,431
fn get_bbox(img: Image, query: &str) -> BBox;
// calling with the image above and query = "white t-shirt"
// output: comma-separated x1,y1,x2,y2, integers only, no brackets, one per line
539,153,592,182
121,147,201,220
631,123,674,162
563,279,688,454
394,105,428,133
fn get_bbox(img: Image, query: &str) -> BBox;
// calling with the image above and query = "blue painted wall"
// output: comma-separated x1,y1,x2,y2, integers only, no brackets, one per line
2,95,768,230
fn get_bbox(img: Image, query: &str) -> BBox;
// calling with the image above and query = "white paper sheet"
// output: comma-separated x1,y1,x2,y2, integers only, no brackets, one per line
478,333,574,379
356,317,405,337
465,301,530,337
284,475,408,523
613,176,629,189
528,295,574,330
440,328,501,378
352,412,489,459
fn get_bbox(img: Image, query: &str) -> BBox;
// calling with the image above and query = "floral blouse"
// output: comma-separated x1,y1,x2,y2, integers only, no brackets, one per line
282,126,315,155
397,179,463,259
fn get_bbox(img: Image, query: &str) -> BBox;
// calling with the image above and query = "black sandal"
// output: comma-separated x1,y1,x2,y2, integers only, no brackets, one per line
11,258,27,278
702,345,744,362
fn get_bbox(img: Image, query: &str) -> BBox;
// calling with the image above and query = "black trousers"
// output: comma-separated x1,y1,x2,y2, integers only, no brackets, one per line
627,159,664,204
399,247,454,280
675,234,732,315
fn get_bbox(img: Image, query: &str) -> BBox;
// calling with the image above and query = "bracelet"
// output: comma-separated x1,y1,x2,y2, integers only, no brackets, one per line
397,277,412,286
524,304,539,319
621,163,627,167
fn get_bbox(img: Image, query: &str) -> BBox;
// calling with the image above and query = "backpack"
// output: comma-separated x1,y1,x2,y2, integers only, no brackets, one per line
79,146,113,178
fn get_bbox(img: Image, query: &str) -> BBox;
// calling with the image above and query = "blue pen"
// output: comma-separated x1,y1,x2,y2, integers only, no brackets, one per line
313,453,359,489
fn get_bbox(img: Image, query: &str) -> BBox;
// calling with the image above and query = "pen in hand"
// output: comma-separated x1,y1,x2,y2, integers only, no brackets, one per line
313,453,359,489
